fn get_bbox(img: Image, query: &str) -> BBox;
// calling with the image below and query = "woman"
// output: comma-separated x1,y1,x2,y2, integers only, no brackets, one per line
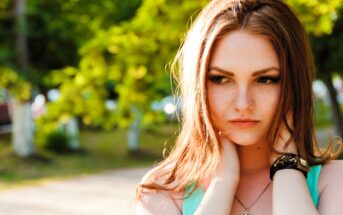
135,0,343,214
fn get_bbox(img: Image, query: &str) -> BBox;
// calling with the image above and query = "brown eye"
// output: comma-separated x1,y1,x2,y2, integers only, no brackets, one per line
208,75,230,84
257,76,280,84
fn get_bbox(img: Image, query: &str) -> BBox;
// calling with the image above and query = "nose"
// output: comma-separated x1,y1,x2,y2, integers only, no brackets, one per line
234,85,254,112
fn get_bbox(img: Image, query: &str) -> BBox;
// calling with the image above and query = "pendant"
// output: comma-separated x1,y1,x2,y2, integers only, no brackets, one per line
242,211,250,215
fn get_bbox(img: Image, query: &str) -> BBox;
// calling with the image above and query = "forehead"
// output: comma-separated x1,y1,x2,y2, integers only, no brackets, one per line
209,30,279,74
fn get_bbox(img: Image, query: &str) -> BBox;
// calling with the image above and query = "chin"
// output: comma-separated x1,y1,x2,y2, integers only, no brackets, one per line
226,134,263,146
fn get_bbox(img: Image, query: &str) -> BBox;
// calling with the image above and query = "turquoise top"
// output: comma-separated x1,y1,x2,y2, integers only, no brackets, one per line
182,165,322,215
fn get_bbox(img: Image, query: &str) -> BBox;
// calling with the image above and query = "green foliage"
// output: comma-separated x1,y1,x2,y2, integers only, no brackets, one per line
44,129,71,153
0,0,14,67
286,0,343,35
34,109,61,148
26,0,142,71
47,0,207,128
0,67,31,101
310,8,343,76
0,0,142,103
0,0,11,20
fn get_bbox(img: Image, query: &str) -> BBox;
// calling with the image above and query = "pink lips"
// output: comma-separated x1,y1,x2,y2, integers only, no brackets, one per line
229,118,259,128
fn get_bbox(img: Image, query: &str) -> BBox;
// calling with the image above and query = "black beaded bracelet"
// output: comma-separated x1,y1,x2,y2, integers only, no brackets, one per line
269,153,310,180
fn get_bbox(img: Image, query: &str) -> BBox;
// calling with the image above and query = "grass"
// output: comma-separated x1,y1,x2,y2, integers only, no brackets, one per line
0,122,179,189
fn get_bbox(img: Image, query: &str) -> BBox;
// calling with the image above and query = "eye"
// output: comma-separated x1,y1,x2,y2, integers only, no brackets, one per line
256,76,280,84
207,75,230,84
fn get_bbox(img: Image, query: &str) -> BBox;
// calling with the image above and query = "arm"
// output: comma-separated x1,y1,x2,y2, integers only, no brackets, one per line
272,169,318,215
271,112,318,215
136,136,240,215
195,136,240,215
195,177,239,215
317,160,343,215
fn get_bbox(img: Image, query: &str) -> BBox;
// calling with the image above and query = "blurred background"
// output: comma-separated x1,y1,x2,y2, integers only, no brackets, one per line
0,0,342,214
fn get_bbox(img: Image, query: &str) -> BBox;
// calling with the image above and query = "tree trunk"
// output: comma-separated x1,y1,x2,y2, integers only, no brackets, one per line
13,0,35,157
14,0,29,71
128,107,141,152
11,99,35,157
322,73,343,138
63,118,80,150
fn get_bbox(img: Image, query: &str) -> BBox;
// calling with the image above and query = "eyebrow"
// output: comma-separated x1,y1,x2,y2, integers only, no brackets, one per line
208,66,280,76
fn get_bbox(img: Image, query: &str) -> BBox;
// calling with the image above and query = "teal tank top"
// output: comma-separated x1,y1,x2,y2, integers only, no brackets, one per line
182,165,322,215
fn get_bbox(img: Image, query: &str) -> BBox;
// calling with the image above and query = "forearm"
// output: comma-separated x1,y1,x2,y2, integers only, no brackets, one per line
273,169,319,215
195,177,239,215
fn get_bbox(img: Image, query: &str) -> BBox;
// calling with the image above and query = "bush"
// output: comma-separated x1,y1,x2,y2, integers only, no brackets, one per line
45,129,71,153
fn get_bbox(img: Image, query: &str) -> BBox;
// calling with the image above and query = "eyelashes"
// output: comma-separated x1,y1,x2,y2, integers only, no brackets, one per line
256,76,280,84
207,75,281,85
207,75,230,84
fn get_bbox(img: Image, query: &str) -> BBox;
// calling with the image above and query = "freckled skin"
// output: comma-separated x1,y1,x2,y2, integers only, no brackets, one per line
207,30,280,147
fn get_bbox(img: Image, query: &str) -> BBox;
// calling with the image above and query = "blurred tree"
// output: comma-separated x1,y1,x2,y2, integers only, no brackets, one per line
0,0,13,67
46,0,207,152
11,0,35,157
286,0,343,36
286,0,343,137
26,0,142,152
0,0,142,155
26,0,141,77
310,9,343,138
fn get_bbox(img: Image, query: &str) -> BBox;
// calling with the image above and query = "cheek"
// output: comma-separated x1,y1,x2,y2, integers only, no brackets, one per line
208,88,232,115
255,88,280,116
207,90,229,129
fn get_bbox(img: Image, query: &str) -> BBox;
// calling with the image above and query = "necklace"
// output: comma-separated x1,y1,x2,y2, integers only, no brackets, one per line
234,181,272,215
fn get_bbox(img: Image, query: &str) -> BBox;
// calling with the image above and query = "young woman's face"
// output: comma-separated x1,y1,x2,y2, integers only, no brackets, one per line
207,30,281,146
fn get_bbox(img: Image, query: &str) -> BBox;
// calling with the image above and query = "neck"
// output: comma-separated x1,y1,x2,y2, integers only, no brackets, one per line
237,141,270,176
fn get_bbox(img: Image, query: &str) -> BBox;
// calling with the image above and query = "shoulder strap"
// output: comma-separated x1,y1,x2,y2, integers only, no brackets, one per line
182,182,205,215
306,164,322,208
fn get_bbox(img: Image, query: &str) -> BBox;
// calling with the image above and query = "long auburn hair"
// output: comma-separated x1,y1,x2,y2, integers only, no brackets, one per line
136,0,342,200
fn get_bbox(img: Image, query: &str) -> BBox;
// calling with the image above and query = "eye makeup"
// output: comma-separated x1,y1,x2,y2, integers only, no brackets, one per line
207,74,281,85
256,75,281,84
207,74,230,84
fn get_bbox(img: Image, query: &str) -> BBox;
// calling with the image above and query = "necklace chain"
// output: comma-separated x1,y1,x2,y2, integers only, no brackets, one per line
234,181,272,215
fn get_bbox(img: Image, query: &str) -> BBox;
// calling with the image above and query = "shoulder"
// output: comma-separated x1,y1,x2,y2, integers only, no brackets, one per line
317,160,343,213
318,160,343,192
139,164,182,190
136,166,184,215
322,159,343,171
319,159,343,186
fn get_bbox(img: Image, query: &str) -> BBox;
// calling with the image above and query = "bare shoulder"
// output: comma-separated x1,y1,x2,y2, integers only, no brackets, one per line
319,160,343,186
318,160,343,191
317,160,343,213
139,166,161,185
136,166,184,215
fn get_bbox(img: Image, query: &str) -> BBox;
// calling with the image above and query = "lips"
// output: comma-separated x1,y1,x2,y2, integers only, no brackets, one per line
229,118,259,128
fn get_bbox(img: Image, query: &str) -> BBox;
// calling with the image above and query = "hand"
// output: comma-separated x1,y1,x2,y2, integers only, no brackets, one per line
196,135,240,215
213,134,240,183
270,111,298,165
